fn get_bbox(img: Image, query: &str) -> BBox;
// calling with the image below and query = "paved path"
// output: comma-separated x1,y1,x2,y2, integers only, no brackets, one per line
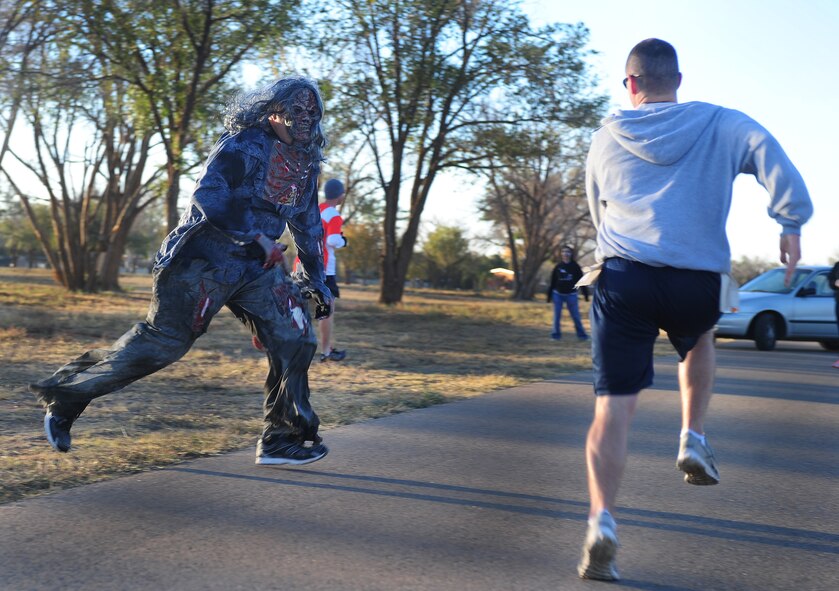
1,342,837,591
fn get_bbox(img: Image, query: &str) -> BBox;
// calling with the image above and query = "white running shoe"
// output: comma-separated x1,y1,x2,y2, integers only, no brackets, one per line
677,431,720,485
578,510,620,581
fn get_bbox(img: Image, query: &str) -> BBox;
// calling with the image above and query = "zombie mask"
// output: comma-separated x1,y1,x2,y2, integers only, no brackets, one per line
281,89,320,144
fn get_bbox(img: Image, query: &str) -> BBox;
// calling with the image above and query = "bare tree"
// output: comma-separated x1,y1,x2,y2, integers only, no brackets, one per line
317,0,605,304
2,26,163,291
0,0,49,169
479,123,597,300
339,219,383,283
2,0,298,291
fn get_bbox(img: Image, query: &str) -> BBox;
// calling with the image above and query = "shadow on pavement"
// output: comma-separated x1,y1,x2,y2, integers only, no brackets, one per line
171,467,839,555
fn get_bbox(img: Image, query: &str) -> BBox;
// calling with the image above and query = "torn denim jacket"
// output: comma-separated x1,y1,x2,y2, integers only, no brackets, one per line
153,126,326,290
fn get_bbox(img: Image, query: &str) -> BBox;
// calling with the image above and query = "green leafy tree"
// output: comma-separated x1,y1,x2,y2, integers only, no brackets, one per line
69,0,303,231
124,201,168,272
468,252,509,291
416,225,471,289
339,219,383,283
410,229,508,291
0,199,50,267
317,0,605,304
730,255,776,285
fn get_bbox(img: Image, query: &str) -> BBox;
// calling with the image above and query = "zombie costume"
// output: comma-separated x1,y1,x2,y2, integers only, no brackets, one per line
31,77,333,464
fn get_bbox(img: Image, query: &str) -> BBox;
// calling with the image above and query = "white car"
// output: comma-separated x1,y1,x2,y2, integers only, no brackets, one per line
715,266,839,351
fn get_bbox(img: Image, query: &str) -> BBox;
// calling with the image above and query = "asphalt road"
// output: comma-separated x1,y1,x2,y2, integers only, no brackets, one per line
1,341,837,591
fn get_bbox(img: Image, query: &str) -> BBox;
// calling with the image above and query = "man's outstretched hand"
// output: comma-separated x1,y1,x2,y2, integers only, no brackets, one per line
780,233,801,287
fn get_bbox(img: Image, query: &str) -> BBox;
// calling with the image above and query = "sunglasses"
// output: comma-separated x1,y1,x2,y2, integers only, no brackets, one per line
622,75,643,88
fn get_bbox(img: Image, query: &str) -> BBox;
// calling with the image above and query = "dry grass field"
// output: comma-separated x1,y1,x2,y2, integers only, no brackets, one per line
0,267,667,505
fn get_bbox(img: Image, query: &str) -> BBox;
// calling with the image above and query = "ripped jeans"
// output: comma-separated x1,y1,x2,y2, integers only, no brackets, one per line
31,229,321,445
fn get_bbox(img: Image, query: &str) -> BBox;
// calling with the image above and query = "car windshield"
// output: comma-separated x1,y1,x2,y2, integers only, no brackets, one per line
740,268,811,294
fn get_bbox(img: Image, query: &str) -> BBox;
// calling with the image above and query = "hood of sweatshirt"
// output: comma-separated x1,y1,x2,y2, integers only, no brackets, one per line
600,101,722,166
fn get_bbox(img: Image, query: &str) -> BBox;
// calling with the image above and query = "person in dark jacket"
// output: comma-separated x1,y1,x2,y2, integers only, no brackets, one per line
829,261,839,369
546,245,588,340
30,76,333,466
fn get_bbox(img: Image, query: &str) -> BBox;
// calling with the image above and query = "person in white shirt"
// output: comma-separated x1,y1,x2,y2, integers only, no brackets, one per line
317,179,349,361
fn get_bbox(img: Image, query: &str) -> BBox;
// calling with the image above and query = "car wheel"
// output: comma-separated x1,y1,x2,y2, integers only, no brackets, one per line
753,314,777,351
819,340,839,351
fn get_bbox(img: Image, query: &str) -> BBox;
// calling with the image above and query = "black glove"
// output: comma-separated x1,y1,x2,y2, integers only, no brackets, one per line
341,232,348,248
302,286,333,319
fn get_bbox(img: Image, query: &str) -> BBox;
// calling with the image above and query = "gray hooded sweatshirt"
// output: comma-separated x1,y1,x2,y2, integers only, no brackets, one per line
585,101,813,273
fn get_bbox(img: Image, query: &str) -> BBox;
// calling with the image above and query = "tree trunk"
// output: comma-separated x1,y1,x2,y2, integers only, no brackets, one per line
512,268,540,300
165,164,182,232
378,200,424,304
379,172,404,304
97,234,127,291
379,253,405,304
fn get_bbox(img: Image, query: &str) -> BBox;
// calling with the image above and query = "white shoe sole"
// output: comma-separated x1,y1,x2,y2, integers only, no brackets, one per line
44,413,68,453
677,452,719,485
255,449,327,466
578,535,619,581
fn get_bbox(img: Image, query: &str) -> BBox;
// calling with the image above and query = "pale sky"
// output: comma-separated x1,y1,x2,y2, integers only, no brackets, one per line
428,0,839,265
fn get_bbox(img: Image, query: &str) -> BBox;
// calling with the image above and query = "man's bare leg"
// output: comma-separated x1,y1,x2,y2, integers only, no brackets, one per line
580,393,638,581
319,314,334,355
585,394,639,516
676,330,720,484
679,330,715,434
318,300,345,361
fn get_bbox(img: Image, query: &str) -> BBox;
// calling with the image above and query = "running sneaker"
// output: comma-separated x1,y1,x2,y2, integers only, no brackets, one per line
832,359,839,369
44,412,74,453
578,510,620,581
255,438,328,466
320,349,346,362
676,431,720,485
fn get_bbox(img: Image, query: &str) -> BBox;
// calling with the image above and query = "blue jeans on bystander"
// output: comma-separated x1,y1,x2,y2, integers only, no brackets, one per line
552,290,587,340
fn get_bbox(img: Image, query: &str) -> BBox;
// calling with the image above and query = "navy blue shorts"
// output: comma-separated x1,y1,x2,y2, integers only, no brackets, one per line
591,258,721,396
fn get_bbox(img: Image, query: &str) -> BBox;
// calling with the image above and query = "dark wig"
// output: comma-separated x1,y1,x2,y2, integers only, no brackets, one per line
223,76,326,161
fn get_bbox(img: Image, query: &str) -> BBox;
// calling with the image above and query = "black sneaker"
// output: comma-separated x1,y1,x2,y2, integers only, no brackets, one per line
44,412,73,453
319,349,346,362
255,439,329,466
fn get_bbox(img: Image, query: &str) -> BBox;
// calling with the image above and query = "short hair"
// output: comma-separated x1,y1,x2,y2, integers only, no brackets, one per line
223,76,326,161
625,38,680,95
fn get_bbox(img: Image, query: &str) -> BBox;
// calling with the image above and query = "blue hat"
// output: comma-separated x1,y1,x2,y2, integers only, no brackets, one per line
323,178,345,201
